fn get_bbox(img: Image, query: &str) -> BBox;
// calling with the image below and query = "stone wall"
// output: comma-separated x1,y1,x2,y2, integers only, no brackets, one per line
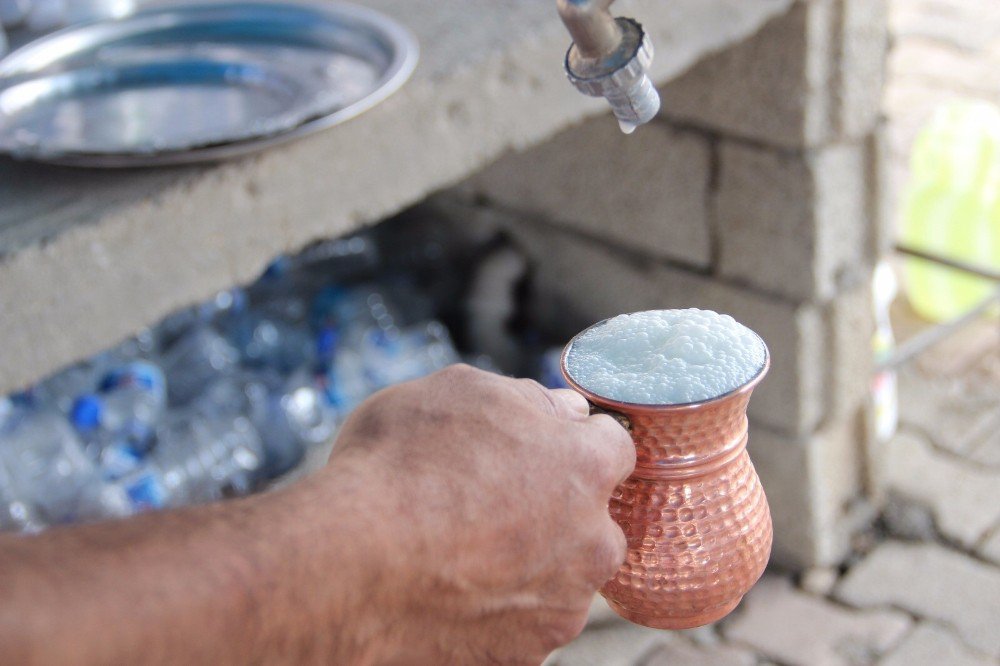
448,0,890,569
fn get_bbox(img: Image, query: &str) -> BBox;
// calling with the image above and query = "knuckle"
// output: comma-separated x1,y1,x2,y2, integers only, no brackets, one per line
540,612,588,651
584,415,635,482
515,378,561,418
617,434,637,473
437,362,478,381
587,413,621,440
591,524,627,584
550,388,589,417
424,363,496,404
577,424,631,483
592,413,634,447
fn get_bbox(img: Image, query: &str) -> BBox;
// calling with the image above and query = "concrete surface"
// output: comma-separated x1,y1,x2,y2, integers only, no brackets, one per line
714,138,876,301
723,576,912,665
880,622,997,666
643,641,756,666
658,0,888,148
466,117,714,270
0,0,794,394
835,541,1000,657
884,430,1000,549
543,623,667,666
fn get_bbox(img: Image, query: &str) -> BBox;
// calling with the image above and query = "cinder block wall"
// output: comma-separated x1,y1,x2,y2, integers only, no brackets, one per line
447,0,890,569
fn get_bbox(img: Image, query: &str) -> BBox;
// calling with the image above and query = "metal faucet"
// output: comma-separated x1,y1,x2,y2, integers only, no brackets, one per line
557,0,660,134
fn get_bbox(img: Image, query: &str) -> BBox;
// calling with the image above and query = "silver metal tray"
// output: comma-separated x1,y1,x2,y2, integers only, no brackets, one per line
0,1,418,166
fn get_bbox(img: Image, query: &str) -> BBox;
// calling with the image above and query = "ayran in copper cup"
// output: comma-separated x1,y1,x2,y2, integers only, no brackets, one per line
560,327,772,630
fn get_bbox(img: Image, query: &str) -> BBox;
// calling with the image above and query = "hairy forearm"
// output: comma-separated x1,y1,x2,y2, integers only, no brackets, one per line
0,366,632,665
0,459,394,665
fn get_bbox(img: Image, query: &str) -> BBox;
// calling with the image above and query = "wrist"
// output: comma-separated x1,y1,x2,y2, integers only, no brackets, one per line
280,451,409,663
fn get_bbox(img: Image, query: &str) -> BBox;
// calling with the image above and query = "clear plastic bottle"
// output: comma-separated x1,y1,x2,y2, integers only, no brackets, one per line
0,451,47,533
71,361,167,455
255,378,335,477
0,0,31,27
149,413,264,506
22,0,63,31
157,289,246,353
401,321,461,378
0,411,98,525
0,396,13,433
74,480,137,523
318,346,371,415
223,311,314,375
161,327,240,405
0,493,46,533
311,285,400,335
203,370,335,479
361,320,459,388
0,392,35,438
34,362,104,416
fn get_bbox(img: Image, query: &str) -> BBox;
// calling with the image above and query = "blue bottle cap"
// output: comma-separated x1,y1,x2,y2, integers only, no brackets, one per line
316,326,341,361
314,372,345,409
70,395,103,432
262,256,291,281
310,285,352,327
100,443,143,481
124,472,168,511
100,362,164,394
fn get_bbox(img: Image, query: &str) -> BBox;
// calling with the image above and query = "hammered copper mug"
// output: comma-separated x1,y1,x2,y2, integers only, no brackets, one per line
560,332,772,630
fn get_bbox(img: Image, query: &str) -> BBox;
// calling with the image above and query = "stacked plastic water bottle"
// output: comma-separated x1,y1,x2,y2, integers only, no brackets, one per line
0,230,476,533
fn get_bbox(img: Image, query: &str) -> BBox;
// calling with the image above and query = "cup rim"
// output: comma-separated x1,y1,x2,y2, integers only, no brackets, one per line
559,316,771,413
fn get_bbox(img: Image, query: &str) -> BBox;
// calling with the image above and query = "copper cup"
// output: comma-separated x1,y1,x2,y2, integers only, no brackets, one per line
560,330,772,630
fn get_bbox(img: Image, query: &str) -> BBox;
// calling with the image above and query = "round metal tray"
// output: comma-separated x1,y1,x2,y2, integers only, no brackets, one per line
0,2,418,167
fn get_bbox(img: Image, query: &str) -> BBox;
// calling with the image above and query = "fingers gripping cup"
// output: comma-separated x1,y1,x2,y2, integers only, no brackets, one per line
561,309,772,630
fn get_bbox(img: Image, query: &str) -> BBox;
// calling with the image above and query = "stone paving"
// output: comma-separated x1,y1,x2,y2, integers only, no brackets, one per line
546,1,1000,662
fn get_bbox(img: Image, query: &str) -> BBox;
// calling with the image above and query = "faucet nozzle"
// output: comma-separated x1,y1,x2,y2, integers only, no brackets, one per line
557,1,661,134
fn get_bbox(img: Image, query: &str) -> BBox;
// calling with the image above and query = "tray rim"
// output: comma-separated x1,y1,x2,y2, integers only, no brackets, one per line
0,0,420,168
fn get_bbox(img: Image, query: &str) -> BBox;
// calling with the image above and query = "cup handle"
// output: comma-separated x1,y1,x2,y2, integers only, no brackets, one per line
587,403,633,433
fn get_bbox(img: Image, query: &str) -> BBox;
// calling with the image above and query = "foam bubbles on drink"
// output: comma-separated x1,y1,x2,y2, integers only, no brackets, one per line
565,309,766,405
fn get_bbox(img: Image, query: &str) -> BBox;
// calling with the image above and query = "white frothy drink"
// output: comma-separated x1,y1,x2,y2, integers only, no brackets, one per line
565,309,766,405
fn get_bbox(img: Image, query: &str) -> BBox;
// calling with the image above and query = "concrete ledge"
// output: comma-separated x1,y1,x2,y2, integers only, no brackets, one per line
0,0,794,393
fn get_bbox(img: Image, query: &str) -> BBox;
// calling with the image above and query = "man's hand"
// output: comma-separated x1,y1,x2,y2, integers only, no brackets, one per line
0,365,633,665
326,365,635,664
